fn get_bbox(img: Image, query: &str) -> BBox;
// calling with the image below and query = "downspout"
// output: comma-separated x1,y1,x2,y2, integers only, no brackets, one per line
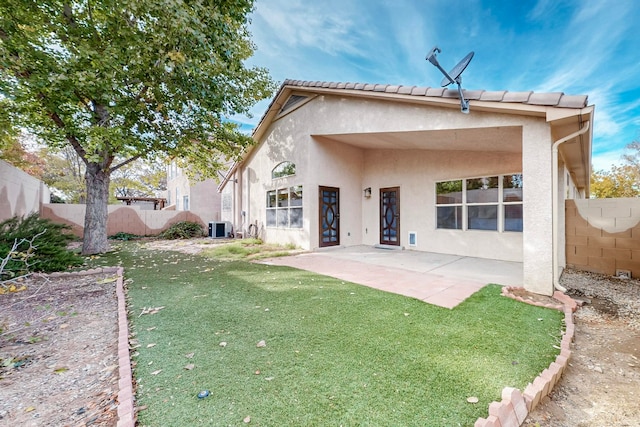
552,120,590,292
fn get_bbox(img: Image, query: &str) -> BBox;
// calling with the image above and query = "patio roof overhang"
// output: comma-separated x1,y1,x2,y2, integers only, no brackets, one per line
312,126,523,153
218,81,594,193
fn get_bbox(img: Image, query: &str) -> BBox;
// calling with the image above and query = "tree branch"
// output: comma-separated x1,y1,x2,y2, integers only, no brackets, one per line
47,110,88,164
110,154,144,173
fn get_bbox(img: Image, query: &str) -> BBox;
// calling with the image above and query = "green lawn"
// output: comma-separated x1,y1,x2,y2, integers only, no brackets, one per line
92,242,563,426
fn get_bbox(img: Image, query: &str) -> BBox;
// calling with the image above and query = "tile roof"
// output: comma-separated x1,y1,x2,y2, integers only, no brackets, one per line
282,79,589,109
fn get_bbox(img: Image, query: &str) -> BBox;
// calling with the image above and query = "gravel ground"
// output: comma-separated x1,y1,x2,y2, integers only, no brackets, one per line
560,268,640,331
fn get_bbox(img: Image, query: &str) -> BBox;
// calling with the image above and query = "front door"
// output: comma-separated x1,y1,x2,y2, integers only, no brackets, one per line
319,186,340,247
380,187,400,246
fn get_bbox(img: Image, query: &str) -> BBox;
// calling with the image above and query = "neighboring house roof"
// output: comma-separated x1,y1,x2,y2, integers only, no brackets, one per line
219,79,594,191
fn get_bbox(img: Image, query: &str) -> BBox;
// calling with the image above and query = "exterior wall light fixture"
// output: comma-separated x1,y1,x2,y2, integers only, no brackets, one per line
364,187,372,198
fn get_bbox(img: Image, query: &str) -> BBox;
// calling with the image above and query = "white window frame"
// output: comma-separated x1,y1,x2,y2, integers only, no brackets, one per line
436,173,523,232
266,185,303,229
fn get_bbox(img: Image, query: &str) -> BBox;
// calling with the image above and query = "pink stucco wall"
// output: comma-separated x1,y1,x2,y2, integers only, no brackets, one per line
0,159,50,221
41,204,207,237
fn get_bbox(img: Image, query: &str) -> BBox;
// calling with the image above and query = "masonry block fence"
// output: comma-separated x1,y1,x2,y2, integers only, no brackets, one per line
41,204,207,238
565,198,640,279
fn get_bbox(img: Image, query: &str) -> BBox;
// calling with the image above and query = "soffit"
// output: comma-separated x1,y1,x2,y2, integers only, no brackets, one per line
313,126,523,153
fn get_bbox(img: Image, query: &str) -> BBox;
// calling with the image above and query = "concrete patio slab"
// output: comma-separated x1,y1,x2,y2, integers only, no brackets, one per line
259,245,523,308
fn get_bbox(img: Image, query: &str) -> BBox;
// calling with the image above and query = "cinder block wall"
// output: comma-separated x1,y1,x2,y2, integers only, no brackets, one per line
565,199,640,278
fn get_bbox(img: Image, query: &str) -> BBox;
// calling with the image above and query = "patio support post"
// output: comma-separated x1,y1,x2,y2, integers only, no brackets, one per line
523,123,555,295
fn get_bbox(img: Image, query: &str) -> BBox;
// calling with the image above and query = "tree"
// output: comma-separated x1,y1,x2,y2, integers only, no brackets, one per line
110,158,167,200
590,164,640,198
38,146,87,203
0,137,47,177
590,140,640,198
0,0,275,255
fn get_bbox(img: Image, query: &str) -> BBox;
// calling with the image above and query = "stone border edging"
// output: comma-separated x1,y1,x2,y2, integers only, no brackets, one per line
473,287,578,427
47,268,135,427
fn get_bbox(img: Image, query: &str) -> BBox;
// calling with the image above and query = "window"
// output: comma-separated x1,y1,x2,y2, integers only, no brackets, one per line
503,174,523,232
183,195,189,211
272,161,296,179
436,174,523,232
266,185,303,228
467,177,498,230
436,180,462,229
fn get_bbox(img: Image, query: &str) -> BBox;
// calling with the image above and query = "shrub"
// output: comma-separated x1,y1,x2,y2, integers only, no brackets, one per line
158,221,204,239
0,214,83,279
109,232,140,241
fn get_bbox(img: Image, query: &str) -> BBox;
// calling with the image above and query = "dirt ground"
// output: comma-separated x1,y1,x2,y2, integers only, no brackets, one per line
0,272,119,426
0,241,638,426
524,270,640,427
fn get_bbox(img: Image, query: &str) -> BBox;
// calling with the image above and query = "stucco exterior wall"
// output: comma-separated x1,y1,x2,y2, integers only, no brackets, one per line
522,123,554,294
566,199,640,278
239,94,569,295
42,204,206,238
361,149,523,261
165,162,222,223
0,159,50,221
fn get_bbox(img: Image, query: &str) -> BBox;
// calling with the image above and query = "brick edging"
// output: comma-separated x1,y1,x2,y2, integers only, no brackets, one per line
47,268,135,427
473,287,577,427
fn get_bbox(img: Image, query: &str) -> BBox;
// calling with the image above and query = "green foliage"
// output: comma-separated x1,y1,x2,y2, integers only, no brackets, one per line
158,221,204,239
0,0,275,254
0,214,83,279
591,164,640,198
109,232,140,241
591,140,640,198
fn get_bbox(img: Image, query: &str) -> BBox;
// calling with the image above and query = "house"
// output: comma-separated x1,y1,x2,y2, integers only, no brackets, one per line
165,160,223,227
218,80,594,296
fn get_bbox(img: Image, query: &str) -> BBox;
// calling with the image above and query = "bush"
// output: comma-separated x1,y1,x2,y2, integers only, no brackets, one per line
0,214,83,279
158,221,204,239
109,232,140,241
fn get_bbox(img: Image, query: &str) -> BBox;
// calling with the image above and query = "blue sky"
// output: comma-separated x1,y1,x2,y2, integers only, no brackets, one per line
238,0,640,171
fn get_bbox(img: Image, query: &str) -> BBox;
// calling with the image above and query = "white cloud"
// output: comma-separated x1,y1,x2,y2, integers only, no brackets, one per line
252,0,366,57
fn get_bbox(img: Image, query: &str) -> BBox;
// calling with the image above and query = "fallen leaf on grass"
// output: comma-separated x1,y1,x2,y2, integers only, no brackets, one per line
53,367,69,374
139,306,166,317
256,340,266,348
219,342,227,348
467,396,479,404
185,352,195,358
150,370,162,375
25,407,36,412
243,416,251,423
147,343,156,348
146,327,157,331
96,276,117,284
184,364,195,370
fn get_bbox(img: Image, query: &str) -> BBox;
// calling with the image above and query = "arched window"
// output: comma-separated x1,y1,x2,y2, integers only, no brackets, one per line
272,161,296,179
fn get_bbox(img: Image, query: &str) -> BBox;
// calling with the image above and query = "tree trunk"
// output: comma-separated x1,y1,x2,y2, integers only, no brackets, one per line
82,162,110,255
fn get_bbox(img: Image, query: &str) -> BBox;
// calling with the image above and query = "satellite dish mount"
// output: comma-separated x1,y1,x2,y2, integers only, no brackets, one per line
426,46,474,114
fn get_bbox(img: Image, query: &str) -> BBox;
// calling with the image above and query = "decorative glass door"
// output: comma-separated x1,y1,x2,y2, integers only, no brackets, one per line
319,186,340,247
380,187,400,246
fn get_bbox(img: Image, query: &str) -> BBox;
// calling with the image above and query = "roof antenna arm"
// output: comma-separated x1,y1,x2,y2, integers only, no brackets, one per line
425,46,475,114
426,46,455,85
455,76,470,114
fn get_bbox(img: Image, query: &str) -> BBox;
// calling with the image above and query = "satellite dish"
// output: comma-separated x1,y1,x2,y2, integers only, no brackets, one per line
425,46,475,114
